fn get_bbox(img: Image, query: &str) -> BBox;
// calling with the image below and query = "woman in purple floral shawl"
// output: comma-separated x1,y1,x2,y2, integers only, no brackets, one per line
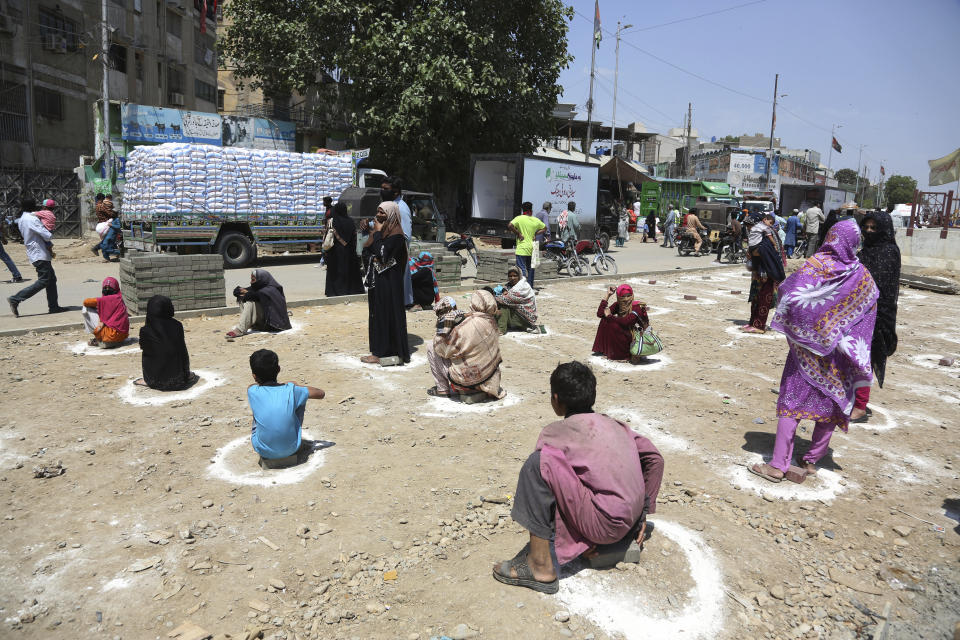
750,219,879,482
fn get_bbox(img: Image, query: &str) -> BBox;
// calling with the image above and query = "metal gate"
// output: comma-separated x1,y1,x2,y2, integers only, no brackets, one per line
0,166,82,238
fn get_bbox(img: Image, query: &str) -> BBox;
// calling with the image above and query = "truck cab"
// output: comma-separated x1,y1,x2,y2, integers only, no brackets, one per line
337,186,445,242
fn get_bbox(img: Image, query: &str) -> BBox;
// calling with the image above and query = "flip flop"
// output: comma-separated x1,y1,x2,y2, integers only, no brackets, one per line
360,355,380,364
492,547,559,594
427,386,452,398
133,378,149,387
850,414,869,424
748,463,783,483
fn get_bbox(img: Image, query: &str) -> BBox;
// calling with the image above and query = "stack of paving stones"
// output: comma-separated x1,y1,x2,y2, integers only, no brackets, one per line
119,253,226,314
475,249,558,282
411,243,462,288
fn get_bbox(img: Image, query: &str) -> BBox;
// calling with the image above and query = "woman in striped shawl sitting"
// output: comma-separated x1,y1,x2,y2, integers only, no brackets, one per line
493,266,539,334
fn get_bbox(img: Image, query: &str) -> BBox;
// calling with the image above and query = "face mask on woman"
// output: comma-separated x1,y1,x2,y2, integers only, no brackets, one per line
380,189,394,202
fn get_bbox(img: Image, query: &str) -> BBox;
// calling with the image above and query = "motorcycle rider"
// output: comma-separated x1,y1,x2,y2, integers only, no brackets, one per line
683,207,708,255
716,209,744,262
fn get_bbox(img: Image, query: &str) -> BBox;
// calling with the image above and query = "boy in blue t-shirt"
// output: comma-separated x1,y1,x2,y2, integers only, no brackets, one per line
247,349,325,460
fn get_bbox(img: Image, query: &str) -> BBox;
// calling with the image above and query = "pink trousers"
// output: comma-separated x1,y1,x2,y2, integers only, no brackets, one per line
770,417,835,473
853,386,870,410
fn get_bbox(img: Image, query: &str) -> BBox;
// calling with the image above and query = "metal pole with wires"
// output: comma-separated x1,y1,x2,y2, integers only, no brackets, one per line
855,144,865,203
101,0,112,194
764,73,779,190
609,21,633,159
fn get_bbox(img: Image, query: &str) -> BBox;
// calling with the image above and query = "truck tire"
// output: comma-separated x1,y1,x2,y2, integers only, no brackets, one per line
218,232,256,268
596,231,611,252
501,238,515,250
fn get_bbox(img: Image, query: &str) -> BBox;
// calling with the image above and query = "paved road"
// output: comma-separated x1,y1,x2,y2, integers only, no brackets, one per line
0,236,724,332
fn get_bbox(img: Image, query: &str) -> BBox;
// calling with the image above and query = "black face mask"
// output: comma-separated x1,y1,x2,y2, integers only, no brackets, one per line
863,230,881,246
380,189,394,202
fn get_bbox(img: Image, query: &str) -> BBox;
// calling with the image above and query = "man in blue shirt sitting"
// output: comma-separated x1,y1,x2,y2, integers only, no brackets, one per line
247,349,325,463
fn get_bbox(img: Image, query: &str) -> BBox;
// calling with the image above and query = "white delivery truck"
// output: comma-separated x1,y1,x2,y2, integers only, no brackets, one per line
466,153,619,249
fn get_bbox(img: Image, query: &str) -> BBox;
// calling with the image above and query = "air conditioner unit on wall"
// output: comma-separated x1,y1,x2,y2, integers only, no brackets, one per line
169,92,184,106
43,34,67,52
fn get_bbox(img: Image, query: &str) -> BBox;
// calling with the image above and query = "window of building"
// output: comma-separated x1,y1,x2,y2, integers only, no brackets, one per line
135,51,144,81
194,31,215,68
34,87,64,120
217,88,225,111
109,0,125,6
0,82,29,142
108,44,128,72
167,66,183,94
38,7,79,51
195,79,217,105
166,10,181,37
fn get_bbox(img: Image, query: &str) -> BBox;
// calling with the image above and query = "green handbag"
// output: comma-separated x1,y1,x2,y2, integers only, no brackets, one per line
630,327,664,357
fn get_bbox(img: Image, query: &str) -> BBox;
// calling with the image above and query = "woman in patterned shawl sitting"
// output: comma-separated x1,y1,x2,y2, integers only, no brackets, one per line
751,219,879,482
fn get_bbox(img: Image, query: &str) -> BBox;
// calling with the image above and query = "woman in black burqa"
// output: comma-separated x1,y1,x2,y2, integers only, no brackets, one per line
361,201,411,364
135,295,199,390
324,202,365,297
850,209,901,422
226,269,292,338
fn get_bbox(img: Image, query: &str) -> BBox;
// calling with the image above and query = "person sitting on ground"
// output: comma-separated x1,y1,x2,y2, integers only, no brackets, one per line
135,295,199,391
492,361,664,594
493,266,538,334
82,276,129,348
433,295,465,338
408,251,440,310
684,208,708,254
247,349,325,463
592,284,649,362
427,290,506,401
227,269,291,339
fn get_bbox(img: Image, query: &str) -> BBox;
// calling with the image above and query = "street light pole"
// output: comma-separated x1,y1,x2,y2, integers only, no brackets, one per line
585,22,598,156
855,144,866,203
609,21,633,159
764,73,779,190
101,0,111,192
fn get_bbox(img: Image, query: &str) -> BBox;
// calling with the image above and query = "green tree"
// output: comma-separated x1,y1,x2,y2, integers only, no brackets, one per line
833,168,858,187
220,0,574,203
884,175,918,206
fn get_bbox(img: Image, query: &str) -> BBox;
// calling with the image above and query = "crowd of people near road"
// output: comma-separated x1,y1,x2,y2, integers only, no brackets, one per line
0,184,904,596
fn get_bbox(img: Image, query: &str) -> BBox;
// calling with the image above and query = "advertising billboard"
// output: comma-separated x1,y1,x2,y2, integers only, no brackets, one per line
121,105,222,145
521,157,598,224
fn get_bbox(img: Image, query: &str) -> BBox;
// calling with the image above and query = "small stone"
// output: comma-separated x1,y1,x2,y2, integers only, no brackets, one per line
823,530,835,539
730,290,741,295
408,634,420,640
268,578,285,590
383,570,398,581
392,541,404,550
554,611,570,623
296,525,310,537
683,294,697,300
315,523,333,535
450,623,478,639
938,357,955,367
893,538,909,547
248,599,270,613
648,280,656,284
892,525,912,538
558,629,573,638
365,601,386,614
201,499,214,508
770,584,785,600
20,613,34,624
179,529,192,540
753,417,766,424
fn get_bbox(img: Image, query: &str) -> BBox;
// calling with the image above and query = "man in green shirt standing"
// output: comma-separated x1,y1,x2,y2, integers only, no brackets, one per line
508,201,546,288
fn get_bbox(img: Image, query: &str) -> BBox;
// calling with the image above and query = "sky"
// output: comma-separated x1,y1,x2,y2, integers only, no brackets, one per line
557,0,960,191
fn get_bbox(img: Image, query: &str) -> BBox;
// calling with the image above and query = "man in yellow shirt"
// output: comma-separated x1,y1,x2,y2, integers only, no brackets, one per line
508,201,546,288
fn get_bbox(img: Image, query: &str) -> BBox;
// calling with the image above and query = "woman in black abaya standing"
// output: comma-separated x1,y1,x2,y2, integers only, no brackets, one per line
361,202,411,364
324,202,365,297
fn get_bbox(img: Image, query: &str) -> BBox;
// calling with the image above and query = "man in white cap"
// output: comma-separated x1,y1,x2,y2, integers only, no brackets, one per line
7,197,66,317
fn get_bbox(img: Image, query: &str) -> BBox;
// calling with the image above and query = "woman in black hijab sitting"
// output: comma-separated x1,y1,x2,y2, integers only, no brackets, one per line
134,295,199,390
226,269,292,339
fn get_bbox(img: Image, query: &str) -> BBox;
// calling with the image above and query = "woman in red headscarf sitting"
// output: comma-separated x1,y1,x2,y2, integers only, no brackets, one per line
82,276,130,348
592,284,649,363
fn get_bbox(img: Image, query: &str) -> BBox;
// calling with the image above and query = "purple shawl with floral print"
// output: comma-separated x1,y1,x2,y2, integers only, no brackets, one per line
771,219,879,415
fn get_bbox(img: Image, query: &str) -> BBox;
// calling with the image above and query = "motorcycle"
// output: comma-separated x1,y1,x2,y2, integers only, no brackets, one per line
676,229,711,257
717,230,746,263
445,233,479,268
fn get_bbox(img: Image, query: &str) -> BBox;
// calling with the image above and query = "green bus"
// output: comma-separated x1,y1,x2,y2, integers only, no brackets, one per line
656,179,737,214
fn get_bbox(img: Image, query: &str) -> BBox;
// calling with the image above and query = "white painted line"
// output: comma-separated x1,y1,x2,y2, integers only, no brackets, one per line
117,370,226,406
664,295,718,305
207,430,329,487
241,319,306,337
722,325,783,341
603,408,694,452
69,338,140,356
930,332,960,345
730,457,851,502
646,307,674,317
907,354,958,371
715,364,777,384
589,353,673,373
848,405,898,432
323,352,427,372
420,393,521,417
556,520,725,640
102,576,132,592
625,278,669,287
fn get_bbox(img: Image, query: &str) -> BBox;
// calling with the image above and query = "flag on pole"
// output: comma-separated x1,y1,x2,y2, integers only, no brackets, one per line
593,0,602,49
831,137,842,153
928,148,960,186
880,165,885,177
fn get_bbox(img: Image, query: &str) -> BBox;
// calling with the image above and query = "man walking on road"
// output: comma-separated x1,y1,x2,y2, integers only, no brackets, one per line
803,202,824,258
662,203,679,248
7,198,67,317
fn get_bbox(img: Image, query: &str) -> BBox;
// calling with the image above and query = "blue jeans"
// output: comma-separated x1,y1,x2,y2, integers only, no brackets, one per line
516,254,534,288
0,241,21,279
98,221,121,257
10,260,58,311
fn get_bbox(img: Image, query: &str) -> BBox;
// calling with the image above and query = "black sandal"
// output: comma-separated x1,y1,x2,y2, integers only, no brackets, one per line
492,545,559,594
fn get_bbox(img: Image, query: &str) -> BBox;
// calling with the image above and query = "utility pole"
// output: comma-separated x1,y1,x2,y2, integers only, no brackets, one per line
585,25,598,156
609,21,633,159
101,0,112,193
684,103,692,176
764,73,779,190
855,144,865,203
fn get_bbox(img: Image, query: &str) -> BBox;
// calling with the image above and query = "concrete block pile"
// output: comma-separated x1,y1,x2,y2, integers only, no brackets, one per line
412,243,462,288
119,253,226,314
475,250,558,282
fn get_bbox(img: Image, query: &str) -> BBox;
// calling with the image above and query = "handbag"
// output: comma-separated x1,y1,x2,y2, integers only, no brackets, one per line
321,226,336,251
630,326,664,357
531,242,541,268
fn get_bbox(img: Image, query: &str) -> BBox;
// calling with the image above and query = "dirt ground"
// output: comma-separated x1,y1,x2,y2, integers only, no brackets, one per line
1,267,958,640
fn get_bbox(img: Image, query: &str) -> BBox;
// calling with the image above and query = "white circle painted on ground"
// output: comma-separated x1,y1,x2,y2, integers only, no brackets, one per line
555,520,725,640
664,295,717,305
731,457,851,502
723,325,784,341
420,393,521,417
849,405,898,432
589,353,672,373
242,319,306,338
116,370,226,406
625,278,668,288
323,352,427,372
69,338,140,356
646,307,674,317
603,408,694,453
907,354,959,371
207,431,329,487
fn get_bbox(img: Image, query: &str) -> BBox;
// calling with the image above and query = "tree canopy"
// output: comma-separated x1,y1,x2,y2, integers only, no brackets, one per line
220,0,574,201
833,168,858,186
884,175,917,206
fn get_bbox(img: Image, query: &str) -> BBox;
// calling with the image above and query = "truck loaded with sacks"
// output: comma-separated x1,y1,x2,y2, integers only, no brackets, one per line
119,143,358,267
